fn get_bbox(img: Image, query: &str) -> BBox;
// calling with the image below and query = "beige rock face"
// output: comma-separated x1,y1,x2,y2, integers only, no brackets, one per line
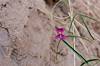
0,0,55,66
0,0,50,66
0,0,100,66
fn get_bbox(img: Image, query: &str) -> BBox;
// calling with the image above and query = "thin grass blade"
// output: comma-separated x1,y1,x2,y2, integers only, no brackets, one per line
79,15,94,40
68,14,77,32
79,14,98,22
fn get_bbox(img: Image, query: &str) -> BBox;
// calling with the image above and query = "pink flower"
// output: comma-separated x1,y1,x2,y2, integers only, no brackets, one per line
55,27,66,40
55,27,64,34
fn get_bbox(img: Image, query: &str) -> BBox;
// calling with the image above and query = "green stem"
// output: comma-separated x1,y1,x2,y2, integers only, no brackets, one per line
62,40,88,65
66,35,90,42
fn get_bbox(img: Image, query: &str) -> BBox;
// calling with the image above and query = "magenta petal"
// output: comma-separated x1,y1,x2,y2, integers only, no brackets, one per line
55,34,66,40
56,27,64,33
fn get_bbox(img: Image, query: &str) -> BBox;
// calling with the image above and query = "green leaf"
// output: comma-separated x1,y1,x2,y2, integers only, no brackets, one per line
80,59,100,66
